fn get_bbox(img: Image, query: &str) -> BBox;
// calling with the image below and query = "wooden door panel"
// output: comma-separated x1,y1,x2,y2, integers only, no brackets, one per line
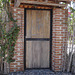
26,10,50,38
26,41,49,68
26,9,50,68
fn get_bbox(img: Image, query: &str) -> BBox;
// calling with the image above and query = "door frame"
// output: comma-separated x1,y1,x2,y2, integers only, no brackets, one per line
24,8,53,70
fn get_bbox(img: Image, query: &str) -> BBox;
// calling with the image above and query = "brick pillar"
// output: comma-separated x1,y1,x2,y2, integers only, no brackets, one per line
52,8,68,71
10,7,24,72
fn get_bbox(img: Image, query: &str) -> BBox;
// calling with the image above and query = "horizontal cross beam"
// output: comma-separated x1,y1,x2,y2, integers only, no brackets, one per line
14,0,66,7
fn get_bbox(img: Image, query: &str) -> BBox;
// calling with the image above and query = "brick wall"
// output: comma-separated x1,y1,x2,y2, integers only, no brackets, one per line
9,7,68,72
52,8,68,71
10,7,24,72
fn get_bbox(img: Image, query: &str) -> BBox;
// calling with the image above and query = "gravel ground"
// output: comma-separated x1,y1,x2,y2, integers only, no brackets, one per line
9,69,73,75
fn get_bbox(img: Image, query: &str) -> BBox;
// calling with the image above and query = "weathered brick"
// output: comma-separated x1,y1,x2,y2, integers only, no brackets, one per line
9,7,68,72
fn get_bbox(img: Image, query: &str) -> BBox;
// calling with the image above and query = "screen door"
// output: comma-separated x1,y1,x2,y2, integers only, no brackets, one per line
25,9,51,68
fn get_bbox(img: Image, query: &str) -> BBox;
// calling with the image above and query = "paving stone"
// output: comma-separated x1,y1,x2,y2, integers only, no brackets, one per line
9,69,73,75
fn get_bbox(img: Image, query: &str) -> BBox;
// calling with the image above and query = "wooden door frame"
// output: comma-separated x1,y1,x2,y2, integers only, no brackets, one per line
24,8,53,70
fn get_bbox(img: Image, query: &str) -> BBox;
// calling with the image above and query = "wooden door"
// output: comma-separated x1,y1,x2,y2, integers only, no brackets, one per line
25,9,51,68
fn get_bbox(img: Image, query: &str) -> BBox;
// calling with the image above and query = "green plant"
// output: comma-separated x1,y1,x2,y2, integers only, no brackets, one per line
0,0,20,63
